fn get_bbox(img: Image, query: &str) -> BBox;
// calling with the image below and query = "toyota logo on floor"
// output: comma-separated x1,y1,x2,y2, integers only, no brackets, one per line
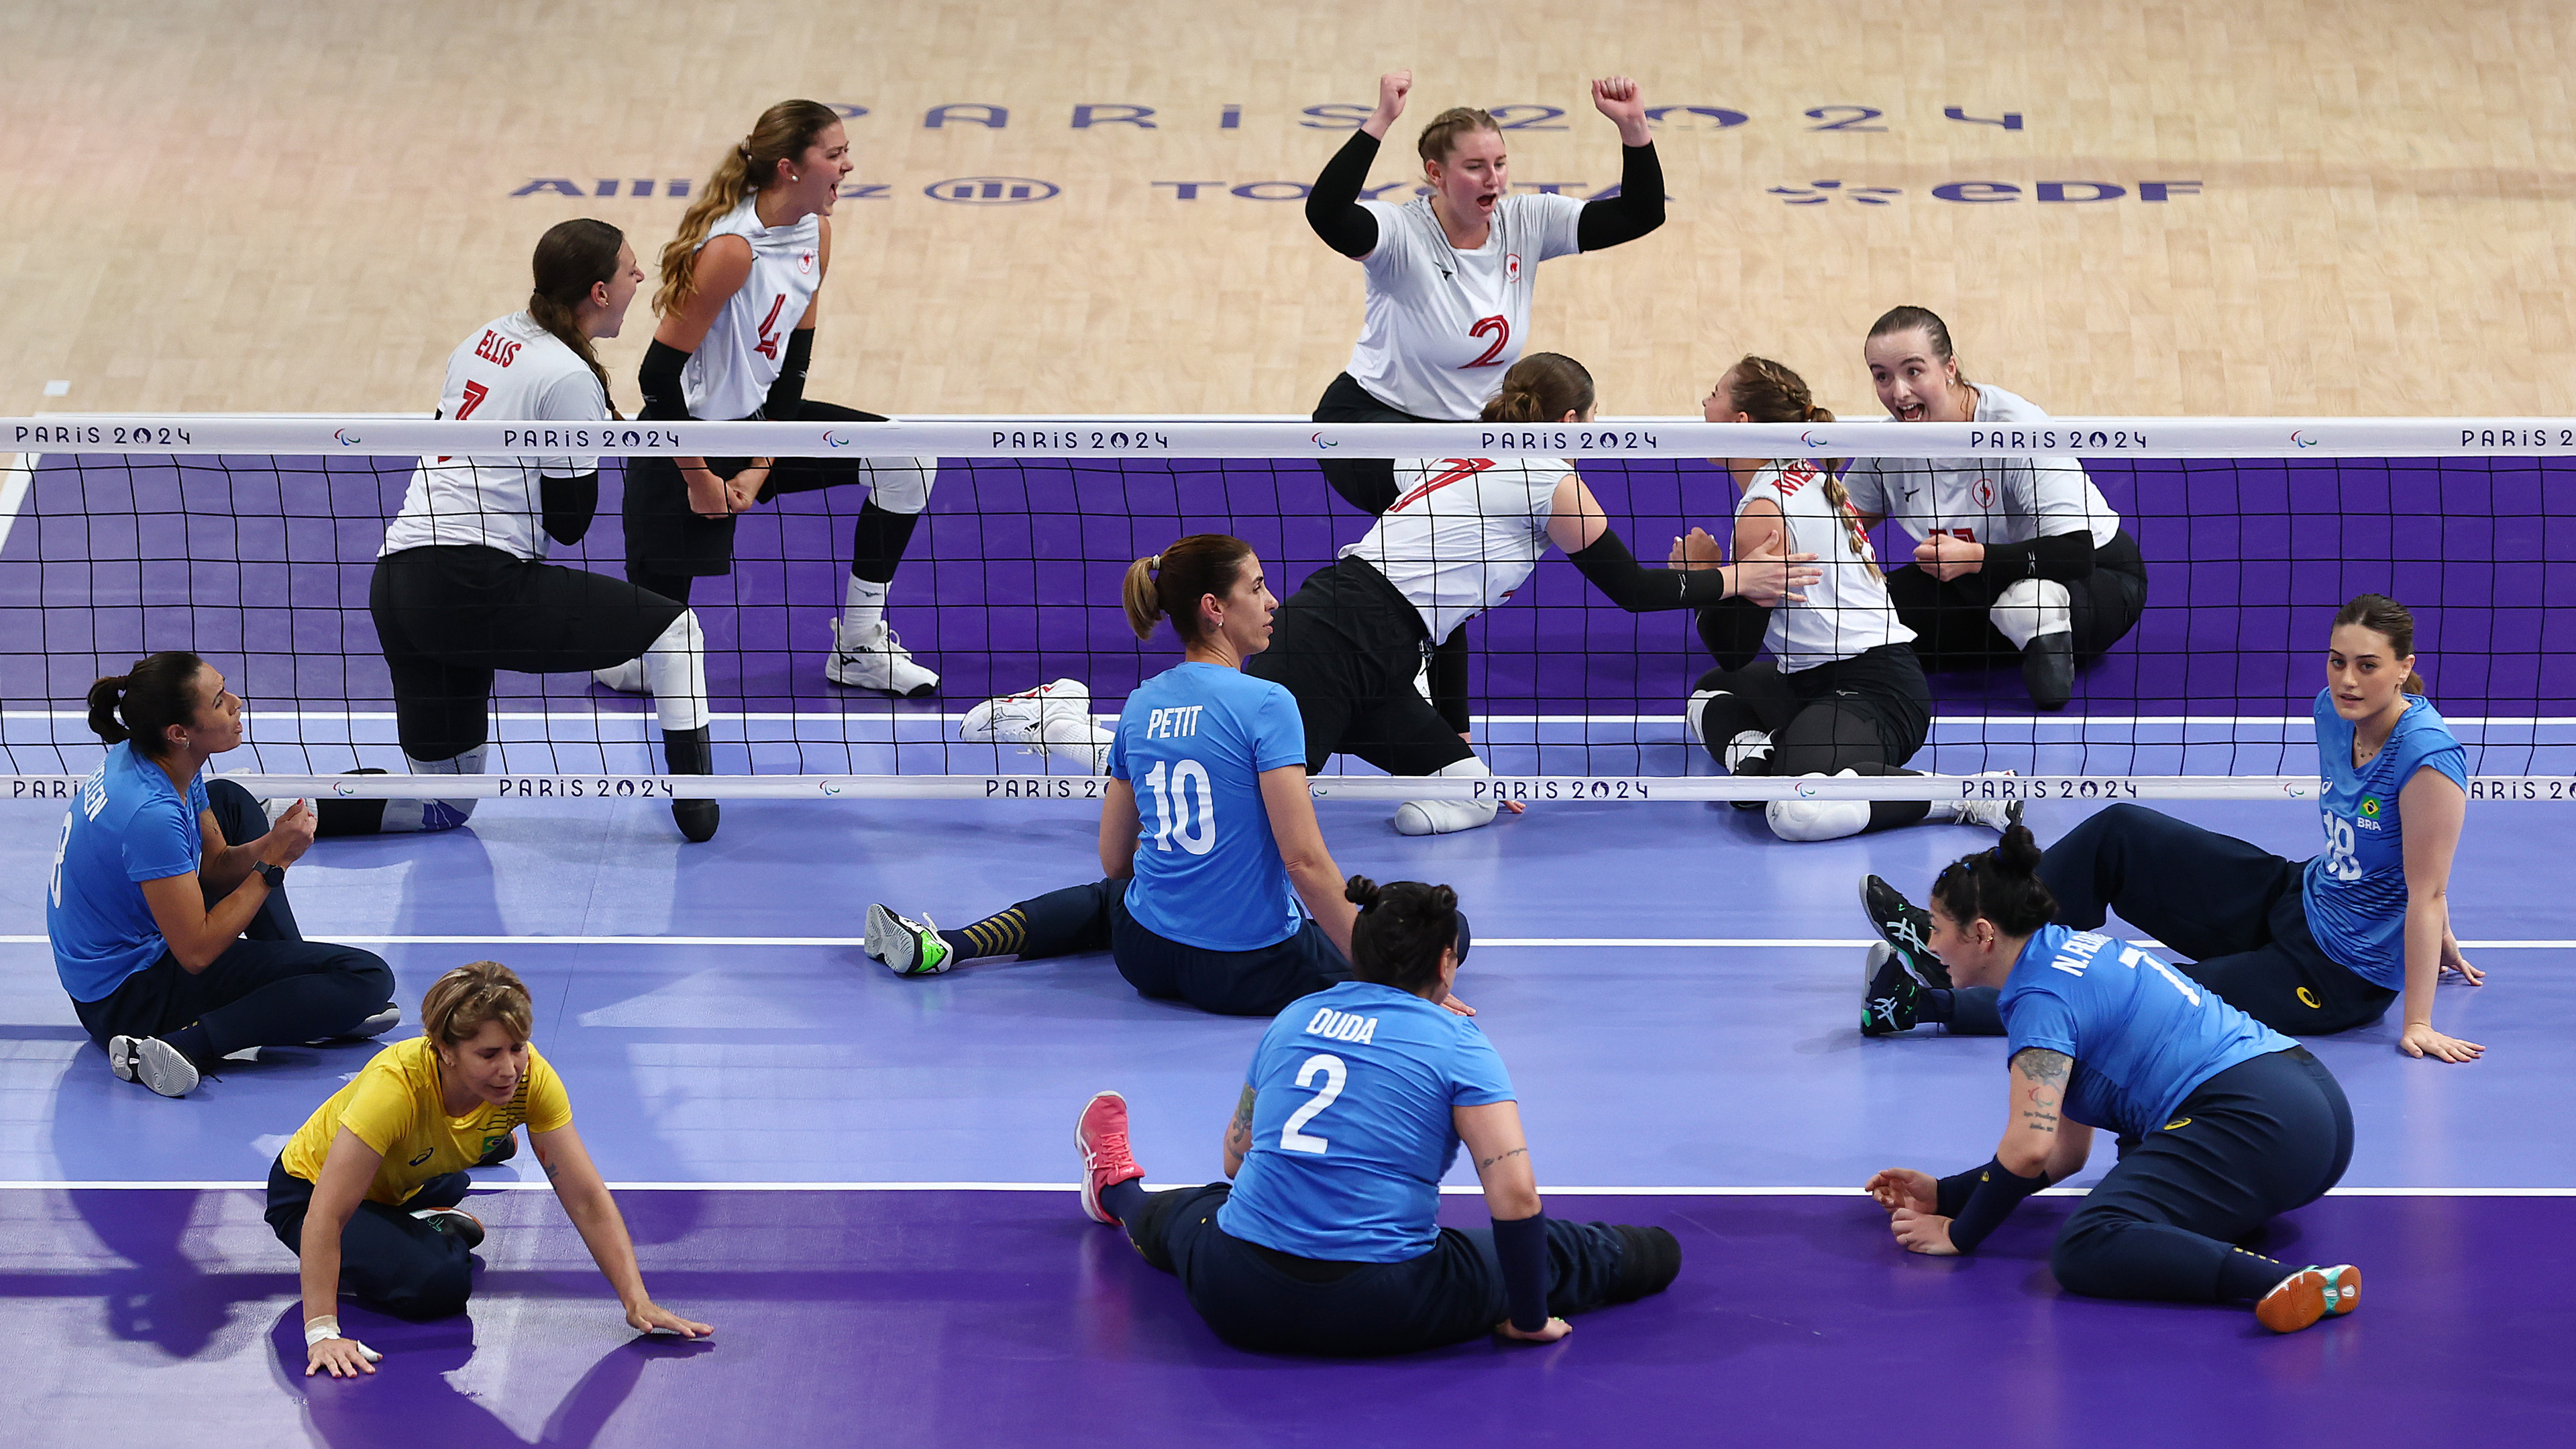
926,176,1061,204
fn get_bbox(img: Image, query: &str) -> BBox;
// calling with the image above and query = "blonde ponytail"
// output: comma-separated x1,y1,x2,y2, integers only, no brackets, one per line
1725,357,1867,555
654,100,842,317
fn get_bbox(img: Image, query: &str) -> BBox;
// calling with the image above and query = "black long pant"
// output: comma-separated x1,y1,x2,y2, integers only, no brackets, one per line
1882,527,2149,669
989,879,1350,1017
1940,803,2397,1036
623,399,918,602
1691,644,1936,832
2052,1047,2353,1302
69,780,394,1059
1123,1181,1654,1356
1308,372,1474,733
372,545,686,761
1246,557,1479,777
265,1155,476,1321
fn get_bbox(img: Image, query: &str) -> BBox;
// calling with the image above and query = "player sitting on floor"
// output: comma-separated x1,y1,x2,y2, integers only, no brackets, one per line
959,353,1817,837
1073,876,1681,1356
1863,824,2362,1334
48,652,397,1099
1858,594,2483,1060
867,535,1380,1018
271,960,710,1378
1684,355,2017,842
1839,306,2149,709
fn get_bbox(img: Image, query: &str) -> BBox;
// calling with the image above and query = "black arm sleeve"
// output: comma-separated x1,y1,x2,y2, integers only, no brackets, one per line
540,472,600,547
1306,131,1383,258
637,339,693,423
1566,527,1735,612
1491,1212,1552,1333
1694,597,1770,672
1943,1156,2050,1254
1978,529,2094,585
761,327,815,422
1574,143,1666,252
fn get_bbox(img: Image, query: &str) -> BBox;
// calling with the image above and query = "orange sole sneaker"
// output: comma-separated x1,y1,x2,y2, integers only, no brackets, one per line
2256,1264,2360,1333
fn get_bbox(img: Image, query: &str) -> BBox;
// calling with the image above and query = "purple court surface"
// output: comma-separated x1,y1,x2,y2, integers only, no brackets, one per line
2,453,2573,1445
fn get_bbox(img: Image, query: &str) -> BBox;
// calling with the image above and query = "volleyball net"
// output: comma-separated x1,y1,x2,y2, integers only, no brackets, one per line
2,415,2569,803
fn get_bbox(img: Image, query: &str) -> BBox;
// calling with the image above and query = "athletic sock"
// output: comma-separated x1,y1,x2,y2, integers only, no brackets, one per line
842,574,890,638
1099,1177,1149,1226
941,908,1026,962
2219,1246,2296,1301
162,1022,215,1066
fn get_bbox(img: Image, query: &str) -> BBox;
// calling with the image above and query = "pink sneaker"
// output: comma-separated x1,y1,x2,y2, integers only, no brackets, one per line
1075,1090,1144,1224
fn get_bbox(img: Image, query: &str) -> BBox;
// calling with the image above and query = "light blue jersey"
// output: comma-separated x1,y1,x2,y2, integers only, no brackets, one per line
1219,981,1516,1262
46,743,207,1002
1998,924,2297,1141
1107,662,1308,952
2302,690,2467,989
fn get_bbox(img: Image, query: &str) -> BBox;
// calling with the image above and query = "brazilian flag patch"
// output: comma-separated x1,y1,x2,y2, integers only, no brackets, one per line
2359,796,2381,818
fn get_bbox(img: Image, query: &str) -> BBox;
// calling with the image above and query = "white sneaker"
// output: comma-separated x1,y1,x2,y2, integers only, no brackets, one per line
592,659,649,694
306,1004,401,1046
961,680,1093,746
1955,770,2024,832
108,1035,200,1098
827,617,938,696
1724,731,1773,773
1391,799,1499,836
864,902,955,975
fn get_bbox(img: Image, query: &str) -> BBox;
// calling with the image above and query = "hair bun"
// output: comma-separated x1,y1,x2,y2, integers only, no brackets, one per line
1344,875,1383,909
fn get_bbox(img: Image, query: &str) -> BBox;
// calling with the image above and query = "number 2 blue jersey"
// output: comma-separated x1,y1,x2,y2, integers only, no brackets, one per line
1107,661,1308,951
2302,690,2467,989
1998,924,2296,1141
1219,981,1517,1262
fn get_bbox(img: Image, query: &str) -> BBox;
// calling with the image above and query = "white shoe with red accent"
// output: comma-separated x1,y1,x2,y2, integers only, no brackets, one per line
1075,1089,1144,1225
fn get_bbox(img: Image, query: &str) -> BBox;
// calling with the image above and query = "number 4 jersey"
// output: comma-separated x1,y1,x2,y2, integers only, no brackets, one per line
1220,980,1517,1262
1345,192,1585,421
1108,661,1309,952
680,195,822,422
2302,689,2467,989
1998,924,2296,1142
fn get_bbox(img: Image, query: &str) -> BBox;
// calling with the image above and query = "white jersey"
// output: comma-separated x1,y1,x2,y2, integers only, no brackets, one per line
380,313,605,562
1344,193,1586,421
1737,460,1912,672
680,197,824,421
1343,455,1573,640
1841,384,2120,549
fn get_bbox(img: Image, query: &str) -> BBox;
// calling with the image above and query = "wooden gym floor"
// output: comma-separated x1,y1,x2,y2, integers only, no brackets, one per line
2,0,2572,420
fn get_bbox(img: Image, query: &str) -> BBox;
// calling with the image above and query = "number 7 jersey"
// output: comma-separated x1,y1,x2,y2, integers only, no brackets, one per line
1107,661,1311,952
680,196,823,421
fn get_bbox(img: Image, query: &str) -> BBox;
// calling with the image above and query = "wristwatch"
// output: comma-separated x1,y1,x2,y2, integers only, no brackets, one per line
254,861,288,889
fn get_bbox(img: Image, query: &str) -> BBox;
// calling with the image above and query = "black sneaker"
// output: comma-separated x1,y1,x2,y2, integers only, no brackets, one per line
1858,875,1951,987
1861,944,1922,1036
411,1205,486,1250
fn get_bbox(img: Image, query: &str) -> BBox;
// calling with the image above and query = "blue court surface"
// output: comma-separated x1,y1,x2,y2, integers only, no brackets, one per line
3,790,2568,1446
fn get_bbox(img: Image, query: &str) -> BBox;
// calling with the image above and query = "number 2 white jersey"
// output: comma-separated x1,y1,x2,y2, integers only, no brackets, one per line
1839,383,2120,549
1343,455,1572,640
680,197,824,421
380,313,604,563
1737,460,1911,673
1344,193,1586,421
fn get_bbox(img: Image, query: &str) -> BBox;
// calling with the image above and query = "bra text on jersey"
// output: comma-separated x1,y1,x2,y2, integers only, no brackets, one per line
1144,706,1206,740
1303,1007,1381,1045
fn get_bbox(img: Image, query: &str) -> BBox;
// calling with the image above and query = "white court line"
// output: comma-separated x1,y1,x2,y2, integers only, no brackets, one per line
0,450,34,553
1,934,2570,949
2,1181,2569,1196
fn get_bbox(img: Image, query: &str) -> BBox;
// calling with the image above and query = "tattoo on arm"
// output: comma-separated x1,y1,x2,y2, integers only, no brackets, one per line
2013,1049,2072,1088
1231,1084,1256,1131
1477,1146,1527,1172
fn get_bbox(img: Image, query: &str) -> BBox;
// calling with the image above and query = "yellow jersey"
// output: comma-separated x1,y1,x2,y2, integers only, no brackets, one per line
279,1034,572,1205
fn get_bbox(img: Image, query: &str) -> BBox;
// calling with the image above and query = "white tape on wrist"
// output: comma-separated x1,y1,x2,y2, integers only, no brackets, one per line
305,1316,341,1346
